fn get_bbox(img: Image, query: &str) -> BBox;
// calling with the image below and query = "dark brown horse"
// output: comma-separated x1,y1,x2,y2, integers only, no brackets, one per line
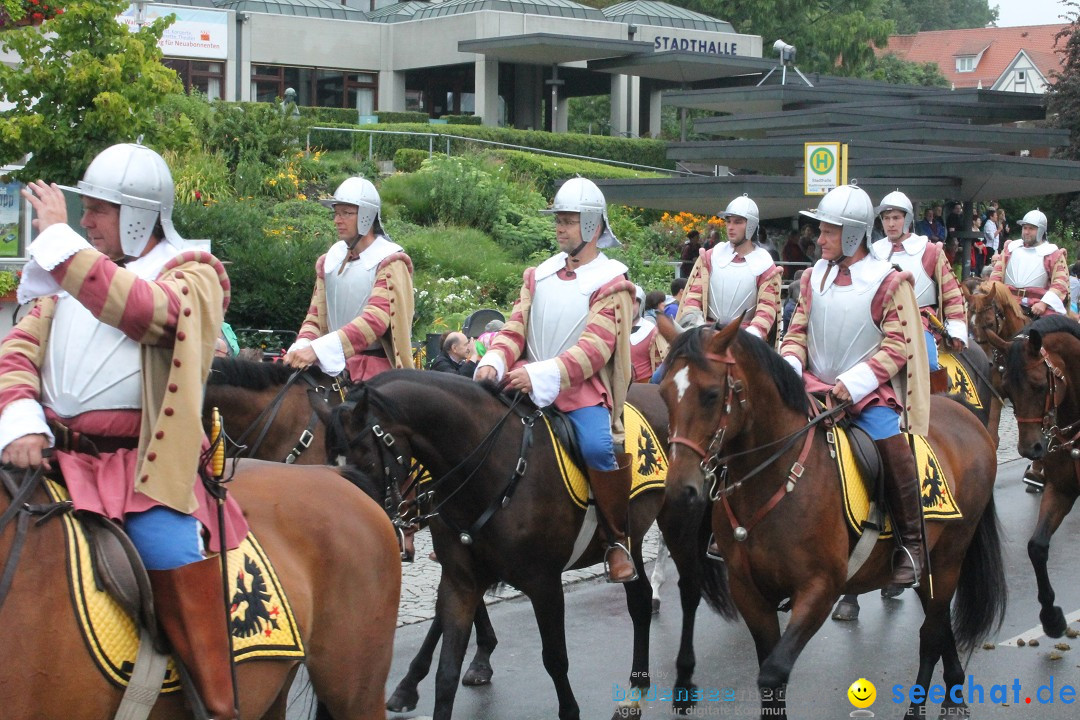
659,322,1006,718
970,280,1032,445
204,358,344,465
990,315,1080,638
0,460,399,719
323,370,673,720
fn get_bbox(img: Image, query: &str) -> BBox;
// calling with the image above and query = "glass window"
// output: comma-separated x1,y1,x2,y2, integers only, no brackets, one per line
164,58,225,100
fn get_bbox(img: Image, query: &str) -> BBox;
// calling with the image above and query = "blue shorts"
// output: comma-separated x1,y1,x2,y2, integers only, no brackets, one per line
125,506,204,571
925,328,940,371
851,405,901,441
566,405,617,471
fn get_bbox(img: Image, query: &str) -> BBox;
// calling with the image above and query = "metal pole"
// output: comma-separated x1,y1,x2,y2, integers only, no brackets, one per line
368,133,373,160
446,136,451,157
429,136,433,159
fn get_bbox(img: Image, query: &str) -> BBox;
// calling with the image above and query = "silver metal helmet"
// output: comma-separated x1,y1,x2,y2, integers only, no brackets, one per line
800,184,875,257
320,176,382,237
542,177,620,249
875,190,914,233
721,194,759,239
1020,208,1048,243
633,284,646,320
62,143,184,257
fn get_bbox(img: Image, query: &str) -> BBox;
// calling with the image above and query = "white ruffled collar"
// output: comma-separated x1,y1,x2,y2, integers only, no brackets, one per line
535,252,629,295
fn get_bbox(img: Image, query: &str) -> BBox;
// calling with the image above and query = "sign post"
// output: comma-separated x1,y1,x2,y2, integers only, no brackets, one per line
804,142,847,195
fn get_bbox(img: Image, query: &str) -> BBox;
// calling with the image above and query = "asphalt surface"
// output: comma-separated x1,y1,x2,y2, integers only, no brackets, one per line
288,412,1080,720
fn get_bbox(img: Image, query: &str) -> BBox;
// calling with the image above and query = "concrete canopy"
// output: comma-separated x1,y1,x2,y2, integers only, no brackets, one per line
458,33,654,65
588,51,779,84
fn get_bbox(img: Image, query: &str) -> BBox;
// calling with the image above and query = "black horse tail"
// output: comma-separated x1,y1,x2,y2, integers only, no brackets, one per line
698,518,739,621
952,494,1007,653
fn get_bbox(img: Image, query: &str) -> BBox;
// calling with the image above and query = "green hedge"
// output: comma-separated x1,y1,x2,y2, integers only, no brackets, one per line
394,148,429,173
443,114,482,125
299,106,360,124
489,149,666,199
375,110,429,124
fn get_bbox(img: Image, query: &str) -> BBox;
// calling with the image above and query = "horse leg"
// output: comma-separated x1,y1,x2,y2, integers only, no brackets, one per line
907,592,950,718
756,581,836,718
386,614,444,712
727,578,783,718
665,512,708,713
461,601,497,686
831,593,861,622
432,579,484,720
522,578,581,720
938,623,970,717
621,557,654,719
1028,485,1077,638
650,529,668,614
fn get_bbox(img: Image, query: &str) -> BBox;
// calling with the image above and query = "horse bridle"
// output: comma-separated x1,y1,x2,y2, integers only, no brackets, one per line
228,368,340,463
1013,341,1079,455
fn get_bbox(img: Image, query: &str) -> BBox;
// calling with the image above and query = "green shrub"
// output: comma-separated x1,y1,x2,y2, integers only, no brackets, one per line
298,106,359,125
605,205,678,294
375,111,429,124
443,114,482,125
490,149,666,200
164,149,234,205
394,148,429,173
202,100,304,171
305,122,368,152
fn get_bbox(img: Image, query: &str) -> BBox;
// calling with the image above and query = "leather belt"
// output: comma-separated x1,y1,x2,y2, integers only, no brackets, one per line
49,421,139,456
1009,286,1046,300
358,345,387,357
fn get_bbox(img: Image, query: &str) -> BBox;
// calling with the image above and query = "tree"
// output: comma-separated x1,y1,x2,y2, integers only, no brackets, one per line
1047,2,1080,226
869,54,949,87
0,0,183,183
882,0,999,34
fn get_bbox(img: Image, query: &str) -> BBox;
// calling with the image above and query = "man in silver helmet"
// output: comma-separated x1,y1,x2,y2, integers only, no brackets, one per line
284,176,415,380
988,208,1069,318
1,143,244,718
781,184,930,588
872,190,967,394
678,194,782,340
474,177,638,582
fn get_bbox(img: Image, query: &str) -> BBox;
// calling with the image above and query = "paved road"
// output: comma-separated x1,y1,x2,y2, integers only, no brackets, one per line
290,412,1080,720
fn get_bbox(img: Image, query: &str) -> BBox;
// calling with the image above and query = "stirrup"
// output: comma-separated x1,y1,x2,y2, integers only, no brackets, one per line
705,533,725,562
604,543,638,583
893,545,921,589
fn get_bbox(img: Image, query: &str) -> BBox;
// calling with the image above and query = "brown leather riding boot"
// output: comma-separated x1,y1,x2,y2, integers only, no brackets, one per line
929,367,951,395
876,436,925,589
149,557,238,720
589,453,639,583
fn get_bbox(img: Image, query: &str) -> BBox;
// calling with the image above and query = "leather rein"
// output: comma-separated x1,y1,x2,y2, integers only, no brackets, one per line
1012,341,1080,475
0,462,71,609
668,349,849,539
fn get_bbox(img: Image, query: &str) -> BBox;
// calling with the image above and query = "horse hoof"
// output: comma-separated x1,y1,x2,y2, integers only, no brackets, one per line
386,687,419,713
462,661,493,686
881,584,904,599
832,600,860,622
1042,606,1068,638
651,597,661,615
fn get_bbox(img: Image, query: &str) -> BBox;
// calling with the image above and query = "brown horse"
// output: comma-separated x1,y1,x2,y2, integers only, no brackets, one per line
323,370,675,720
990,315,1080,638
203,358,344,465
970,280,1032,445
659,322,1006,718
0,460,399,719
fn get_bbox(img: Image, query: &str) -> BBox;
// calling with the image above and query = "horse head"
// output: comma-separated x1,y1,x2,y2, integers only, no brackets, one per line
997,316,1080,460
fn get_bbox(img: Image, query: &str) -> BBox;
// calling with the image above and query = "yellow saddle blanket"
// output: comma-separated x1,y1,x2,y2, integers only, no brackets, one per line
939,351,982,410
45,479,305,692
546,403,668,510
831,428,962,538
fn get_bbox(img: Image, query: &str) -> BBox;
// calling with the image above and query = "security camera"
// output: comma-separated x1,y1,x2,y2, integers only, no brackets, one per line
773,39,796,63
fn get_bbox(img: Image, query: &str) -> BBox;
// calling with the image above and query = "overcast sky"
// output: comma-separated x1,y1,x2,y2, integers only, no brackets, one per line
996,0,1073,26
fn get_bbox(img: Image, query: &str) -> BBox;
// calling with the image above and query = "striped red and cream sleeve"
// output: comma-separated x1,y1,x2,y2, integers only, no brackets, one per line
779,270,813,367
334,255,409,359
678,252,707,317
485,268,533,372
933,248,966,325
297,254,329,342
988,248,1007,284
0,302,48,410
1046,249,1070,307
864,273,911,386
748,266,782,337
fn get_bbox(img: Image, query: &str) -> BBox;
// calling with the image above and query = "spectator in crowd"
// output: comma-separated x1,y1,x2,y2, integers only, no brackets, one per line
664,277,686,319
945,202,964,244
680,230,701,279
1070,262,1080,314
643,290,667,321
997,209,1010,245
702,227,721,252
916,208,945,243
630,286,664,382
430,331,477,376
982,209,1000,254
474,319,504,358
781,229,810,279
971,236,989,278
781,268,804,337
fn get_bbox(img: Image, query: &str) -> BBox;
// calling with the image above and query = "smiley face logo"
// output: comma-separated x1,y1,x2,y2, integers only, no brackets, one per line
847,678,876,708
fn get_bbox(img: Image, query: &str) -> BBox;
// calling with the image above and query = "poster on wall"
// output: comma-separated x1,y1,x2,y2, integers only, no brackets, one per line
120,3,228,60
0,181,22,258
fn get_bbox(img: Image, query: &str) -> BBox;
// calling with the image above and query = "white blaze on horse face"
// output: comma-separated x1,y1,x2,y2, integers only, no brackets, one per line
673,366,691,403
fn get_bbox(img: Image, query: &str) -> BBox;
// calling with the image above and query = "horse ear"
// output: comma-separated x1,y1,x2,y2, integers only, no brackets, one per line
308,389,334,425
655,312,681,343
1028,329,1044,357
709,315,742,354
985,329,1010,352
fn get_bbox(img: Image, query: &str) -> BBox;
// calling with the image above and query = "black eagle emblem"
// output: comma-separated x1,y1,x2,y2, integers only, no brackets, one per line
229,555,281,639
637,428,665,476
921,456,947,510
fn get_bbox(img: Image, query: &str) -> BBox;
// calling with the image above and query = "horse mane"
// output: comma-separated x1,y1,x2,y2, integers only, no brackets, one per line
666,327,807,415
1005,314,1080,390
977,280,1024,320
208,357,295,389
